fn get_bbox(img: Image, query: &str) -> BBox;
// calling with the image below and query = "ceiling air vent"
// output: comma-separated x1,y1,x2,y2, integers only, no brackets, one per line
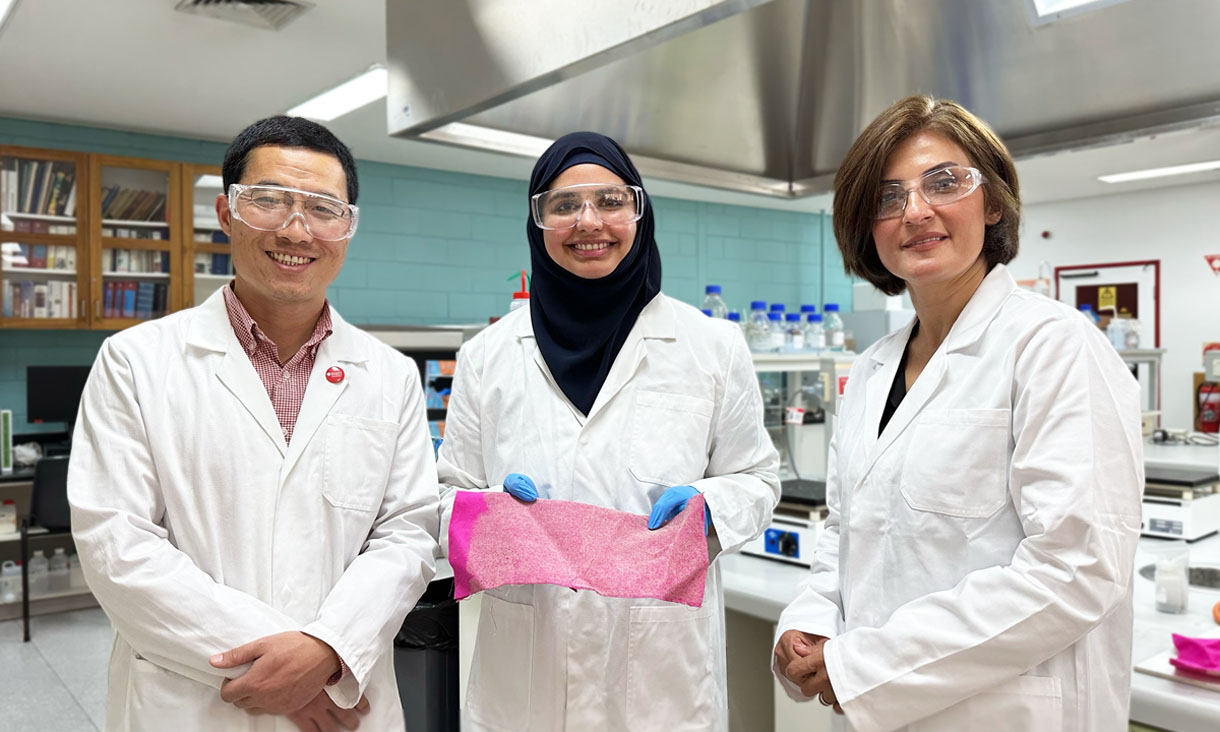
174,0,313,31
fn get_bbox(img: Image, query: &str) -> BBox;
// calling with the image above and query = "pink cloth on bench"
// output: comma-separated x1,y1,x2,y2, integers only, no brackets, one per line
448,491,710,607
1170,633,1220,675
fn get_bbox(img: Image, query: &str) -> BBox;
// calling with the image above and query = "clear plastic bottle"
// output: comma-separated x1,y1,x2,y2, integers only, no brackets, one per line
727,311,742,335
701,285,729,319
747,301,772,352
509,292,529,313
824,303,845,351
804,313,826,352
28,549,49,597
0,560,21,603
784,313,805,351
49,547,69,593
0,498,16,534
767,312,785,351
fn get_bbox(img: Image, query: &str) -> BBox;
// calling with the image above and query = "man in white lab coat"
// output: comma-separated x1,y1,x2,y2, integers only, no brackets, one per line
69,116,439,732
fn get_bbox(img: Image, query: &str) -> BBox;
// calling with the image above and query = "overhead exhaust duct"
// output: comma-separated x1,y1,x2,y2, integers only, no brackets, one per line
387,0,1220,198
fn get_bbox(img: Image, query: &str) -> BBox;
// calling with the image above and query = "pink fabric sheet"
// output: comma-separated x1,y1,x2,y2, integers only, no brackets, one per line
448,491,710,607
1170,633,1220,676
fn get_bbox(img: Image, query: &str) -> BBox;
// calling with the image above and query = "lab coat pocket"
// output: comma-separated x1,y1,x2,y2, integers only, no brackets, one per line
626,603,716,732
900,409,1011,519
467,593,535,731
322,413,398,511
126,655,216,730
912,674,1062,732
629,390,715,487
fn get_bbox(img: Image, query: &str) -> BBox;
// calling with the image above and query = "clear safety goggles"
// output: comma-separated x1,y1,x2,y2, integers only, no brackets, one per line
530,183,645,230
227,183,359,242
876,166,985,220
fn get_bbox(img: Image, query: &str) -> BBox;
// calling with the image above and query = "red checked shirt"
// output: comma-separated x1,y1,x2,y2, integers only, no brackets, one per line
222,284,348,683
222,284,332,445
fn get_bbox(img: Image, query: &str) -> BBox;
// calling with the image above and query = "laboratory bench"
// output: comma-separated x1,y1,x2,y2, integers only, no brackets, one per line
715,437,1220,732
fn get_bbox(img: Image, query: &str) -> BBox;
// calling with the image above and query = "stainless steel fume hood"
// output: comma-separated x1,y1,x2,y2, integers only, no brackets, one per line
386,0,1220,198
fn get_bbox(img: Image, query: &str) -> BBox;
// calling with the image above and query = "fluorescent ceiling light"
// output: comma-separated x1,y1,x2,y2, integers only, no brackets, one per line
1098,159,1220,184
287,65,386,122
0,0,18,35
1028,0,1131,24
194,174,224,189
422,123,554,159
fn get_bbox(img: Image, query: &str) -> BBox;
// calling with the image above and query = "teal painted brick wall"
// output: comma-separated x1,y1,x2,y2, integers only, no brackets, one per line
0,116,853,433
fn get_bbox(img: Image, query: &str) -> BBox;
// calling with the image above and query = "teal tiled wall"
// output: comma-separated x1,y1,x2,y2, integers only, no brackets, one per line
0,116,853,432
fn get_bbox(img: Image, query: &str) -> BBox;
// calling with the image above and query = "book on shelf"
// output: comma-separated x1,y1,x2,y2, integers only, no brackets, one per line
101,185,167,223
1,278,72,319
134,281,155,320
29,245,47,269
8,160,76,216
122,281,137,318
1,158,16,212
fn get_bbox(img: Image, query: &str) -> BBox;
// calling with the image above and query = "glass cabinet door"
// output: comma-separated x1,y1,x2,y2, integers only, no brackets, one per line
0,148,89,328
90,156,180,327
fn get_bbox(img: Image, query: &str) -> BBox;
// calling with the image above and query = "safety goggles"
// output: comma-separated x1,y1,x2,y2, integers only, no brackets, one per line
530,183,645,230
227,183,359,242
875,166,985,220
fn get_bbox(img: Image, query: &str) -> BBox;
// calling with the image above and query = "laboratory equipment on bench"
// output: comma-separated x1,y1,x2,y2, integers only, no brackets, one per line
742,476,826,566
743,352,853,565
743,510,822,566
1141,466,1220,541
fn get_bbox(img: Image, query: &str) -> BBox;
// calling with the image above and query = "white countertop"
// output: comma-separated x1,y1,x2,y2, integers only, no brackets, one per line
1142,441,1218,472
720,535,1220,732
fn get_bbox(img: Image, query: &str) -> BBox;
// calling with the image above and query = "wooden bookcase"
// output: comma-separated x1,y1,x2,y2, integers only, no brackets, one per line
0,146,91,329
0,144,190,330
88,154,182,330
180,163,233,309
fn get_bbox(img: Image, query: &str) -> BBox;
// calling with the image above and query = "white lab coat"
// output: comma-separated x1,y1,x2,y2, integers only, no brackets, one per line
437,293,780,731
68,287,439,732
774,264,1143,732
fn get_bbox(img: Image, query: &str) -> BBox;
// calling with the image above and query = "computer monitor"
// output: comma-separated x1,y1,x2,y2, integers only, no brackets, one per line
26,365,92,428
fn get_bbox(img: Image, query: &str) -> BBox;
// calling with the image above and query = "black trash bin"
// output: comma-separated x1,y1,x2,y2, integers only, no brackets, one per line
395,576,460,732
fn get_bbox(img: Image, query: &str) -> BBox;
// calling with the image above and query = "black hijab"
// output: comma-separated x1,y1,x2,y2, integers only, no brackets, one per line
527,132,662,416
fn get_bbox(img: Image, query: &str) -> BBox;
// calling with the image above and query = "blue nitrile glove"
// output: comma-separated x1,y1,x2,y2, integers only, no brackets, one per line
503,473,539,503
647,485,711,536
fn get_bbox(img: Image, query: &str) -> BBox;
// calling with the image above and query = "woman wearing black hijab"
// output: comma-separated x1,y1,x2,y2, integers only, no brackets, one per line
438,132,779,731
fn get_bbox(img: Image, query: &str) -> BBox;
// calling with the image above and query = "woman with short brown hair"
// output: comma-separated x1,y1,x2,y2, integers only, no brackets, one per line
771,96,1142,731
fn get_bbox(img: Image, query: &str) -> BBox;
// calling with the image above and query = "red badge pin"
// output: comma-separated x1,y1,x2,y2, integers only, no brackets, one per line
326,366,345,384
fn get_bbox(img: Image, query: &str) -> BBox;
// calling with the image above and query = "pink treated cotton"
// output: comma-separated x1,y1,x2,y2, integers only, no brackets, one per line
449,491,710,607
1169,633,1220,675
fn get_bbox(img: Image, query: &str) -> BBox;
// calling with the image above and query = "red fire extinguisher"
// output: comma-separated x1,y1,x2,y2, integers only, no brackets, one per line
1198,382,1220,433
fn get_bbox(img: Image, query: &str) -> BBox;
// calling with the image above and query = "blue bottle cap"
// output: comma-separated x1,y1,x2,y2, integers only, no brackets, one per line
705,284,722,294
750,300,767,310
768,312,781,321
809,313,824,322
785,313,802,322
727,311,741,322
770,303,785,311
800,304,817,313
700,309,713,317
824,303,839,312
